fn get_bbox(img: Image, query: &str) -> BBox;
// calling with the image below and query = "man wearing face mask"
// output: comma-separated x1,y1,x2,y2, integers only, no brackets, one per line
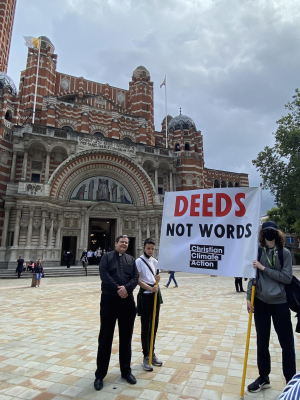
246,221,296,393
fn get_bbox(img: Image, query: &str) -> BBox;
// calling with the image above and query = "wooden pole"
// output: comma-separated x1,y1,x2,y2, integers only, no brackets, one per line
240,283,256,398
148,279,159,367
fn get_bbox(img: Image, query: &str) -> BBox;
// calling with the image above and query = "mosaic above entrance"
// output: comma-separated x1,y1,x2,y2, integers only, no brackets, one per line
71,176,133,204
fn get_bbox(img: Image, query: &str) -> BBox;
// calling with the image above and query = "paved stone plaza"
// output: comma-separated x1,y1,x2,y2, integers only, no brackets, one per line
0,271,299,400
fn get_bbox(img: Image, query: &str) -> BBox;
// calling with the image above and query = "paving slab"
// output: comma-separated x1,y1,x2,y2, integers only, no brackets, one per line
1,272,299,400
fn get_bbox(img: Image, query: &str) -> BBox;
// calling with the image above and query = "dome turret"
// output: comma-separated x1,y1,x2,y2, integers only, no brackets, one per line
168,114,196,132
0,72,17,95
132,65,150,79
39,36,55,53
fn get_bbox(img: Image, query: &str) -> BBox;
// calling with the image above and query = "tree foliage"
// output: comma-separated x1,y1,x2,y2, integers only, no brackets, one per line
253,88,300,236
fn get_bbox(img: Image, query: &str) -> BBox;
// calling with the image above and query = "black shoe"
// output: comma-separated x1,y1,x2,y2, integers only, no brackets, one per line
94,378,103,391
247,376,270,393
240,289,245,292
121,373,137,385
236,289,239,292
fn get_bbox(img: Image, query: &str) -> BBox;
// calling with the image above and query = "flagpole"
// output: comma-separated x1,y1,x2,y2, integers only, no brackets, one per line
32,38,41,124
164,75,167,148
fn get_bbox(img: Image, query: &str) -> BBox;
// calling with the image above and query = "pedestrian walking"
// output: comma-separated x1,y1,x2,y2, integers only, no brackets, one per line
16,256,25,279
164,271,178,288
136,238,163,372
65,250,73,268
34,259,43,288
234,277,245,292
80,248,88,268
246,221,296,393
94,235,139,391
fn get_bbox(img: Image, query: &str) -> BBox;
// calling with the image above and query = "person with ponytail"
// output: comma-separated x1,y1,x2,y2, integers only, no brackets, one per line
246,221,296,393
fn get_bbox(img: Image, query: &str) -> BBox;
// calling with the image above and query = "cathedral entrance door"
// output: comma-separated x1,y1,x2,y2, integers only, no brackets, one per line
127,237,136,258
61,236,77,266
88,218,116,254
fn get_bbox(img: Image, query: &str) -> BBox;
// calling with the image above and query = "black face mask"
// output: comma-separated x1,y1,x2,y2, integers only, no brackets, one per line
143,251,151,259
263,230,277,242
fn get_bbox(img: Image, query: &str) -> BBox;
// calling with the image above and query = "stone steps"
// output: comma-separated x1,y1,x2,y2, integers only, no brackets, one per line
0,266,100,279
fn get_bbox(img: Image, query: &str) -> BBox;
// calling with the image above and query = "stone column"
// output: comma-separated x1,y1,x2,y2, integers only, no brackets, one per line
10,152,17,182
165,174,169,193
13,206,22,247
84,212,89,249
155,216,159,246
26,207,34,247
1,206,11,247
21,150,28,181
44,152,50,183
154,168,158,192
146,217,150,238
39,209,47,247
55,214,63,248
80,209,87,249
169,171,173,191
138,217,142,250
47,212,54,248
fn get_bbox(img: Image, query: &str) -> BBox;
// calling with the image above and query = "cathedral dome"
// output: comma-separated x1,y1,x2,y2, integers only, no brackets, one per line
132,65,150,78
0,72,17,95
39,36,55,53
168,114,196,132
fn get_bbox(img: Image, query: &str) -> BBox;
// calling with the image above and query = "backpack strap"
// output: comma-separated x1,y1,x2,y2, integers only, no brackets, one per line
139,257,156,277
278,247,283,269
258,246,263,262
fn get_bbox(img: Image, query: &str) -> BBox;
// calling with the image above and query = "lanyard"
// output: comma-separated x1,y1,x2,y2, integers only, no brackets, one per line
263,245,276,269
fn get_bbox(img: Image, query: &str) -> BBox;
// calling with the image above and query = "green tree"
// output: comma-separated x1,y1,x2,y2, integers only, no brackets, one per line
265,206,295,233
253,88,300,236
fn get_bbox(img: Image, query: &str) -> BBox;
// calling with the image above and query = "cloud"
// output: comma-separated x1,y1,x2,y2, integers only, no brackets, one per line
7,0,299,215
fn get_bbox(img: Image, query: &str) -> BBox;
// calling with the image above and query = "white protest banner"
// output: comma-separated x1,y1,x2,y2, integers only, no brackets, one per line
159,187,261,278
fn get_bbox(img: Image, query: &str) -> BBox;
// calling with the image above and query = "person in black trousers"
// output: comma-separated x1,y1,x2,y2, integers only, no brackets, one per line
246,221,296,393
234,277,245,292
94,235,139,391
16,256,24,279
65,250,73,268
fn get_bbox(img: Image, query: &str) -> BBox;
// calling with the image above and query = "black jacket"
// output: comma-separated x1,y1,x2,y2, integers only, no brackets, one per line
34,263,43,273
99,250,139,296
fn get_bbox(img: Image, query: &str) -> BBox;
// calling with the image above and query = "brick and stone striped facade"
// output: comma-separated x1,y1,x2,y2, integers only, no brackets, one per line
0,35,249,268
0,0,17,73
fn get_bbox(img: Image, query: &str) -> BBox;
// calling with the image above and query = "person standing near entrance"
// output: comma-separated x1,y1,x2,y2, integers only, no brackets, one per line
65,250,73,268
87,249,93,265
95,247,102,265
94,235,139,391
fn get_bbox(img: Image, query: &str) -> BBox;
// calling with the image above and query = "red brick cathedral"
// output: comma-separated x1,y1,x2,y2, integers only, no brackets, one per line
0,35,248,268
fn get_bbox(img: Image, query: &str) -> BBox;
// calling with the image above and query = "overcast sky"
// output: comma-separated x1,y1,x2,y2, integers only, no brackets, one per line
7,0,300,216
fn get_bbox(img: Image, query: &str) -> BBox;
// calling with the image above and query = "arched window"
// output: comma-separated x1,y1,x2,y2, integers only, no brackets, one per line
94,132,104,138
122,137,132,144
235,182,240,187
5,110,12,122
221,180,227,188
228,181,233,187
185,143,190,151
214,180,220,188
183,123,189,129
175,143,180,152
61,126,73,131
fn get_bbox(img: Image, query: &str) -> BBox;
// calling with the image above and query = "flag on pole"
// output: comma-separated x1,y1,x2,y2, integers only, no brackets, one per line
160,78,166,88
23,36,40,49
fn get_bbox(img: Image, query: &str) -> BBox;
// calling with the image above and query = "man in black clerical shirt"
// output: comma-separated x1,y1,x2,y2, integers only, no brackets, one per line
94,235,139,391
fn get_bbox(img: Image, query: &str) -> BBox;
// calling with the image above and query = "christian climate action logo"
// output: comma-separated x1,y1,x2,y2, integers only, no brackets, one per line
190,245,224,270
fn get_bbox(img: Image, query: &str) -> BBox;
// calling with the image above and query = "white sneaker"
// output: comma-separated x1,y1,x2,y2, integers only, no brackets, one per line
38,285,40,287
142,356,153,371
36,285,38,288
